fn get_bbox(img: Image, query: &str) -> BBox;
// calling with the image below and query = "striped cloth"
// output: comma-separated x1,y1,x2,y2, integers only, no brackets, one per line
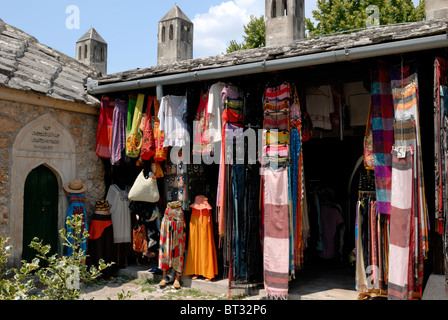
110,99,128,165
388,146,415,300
263,167,290,299
370,61,395,215
391,69,428,298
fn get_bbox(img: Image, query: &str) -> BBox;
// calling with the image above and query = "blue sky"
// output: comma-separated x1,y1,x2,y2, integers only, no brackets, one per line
0,0,422,74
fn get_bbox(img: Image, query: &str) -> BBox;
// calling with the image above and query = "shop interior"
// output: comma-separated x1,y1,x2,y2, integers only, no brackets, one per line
94,48,441,297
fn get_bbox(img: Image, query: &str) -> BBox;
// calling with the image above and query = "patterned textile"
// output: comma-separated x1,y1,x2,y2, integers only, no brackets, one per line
158,204,186,274
391,67,428,298
388,147,414,300
263,167,290,299
434,57,448,284
140,96,156,161
110,99,128,165
371,61,395,215
96,97,115,159
192,92,214,156
64,194,88,257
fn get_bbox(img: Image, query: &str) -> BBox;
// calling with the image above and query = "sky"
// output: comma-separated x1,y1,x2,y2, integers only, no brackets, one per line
0,0,422,74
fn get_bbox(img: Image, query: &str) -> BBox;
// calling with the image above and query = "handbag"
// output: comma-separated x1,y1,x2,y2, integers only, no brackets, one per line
133,224,148,253
128,170,160,203
126,94,145,158
152,98,168,162
363,102,374,170
140,97,156,161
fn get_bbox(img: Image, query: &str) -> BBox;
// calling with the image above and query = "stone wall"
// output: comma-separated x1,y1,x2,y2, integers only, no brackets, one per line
0,97,105,241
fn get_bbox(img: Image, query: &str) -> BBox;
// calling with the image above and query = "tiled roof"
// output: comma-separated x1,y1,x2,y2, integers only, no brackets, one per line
95,19,448,86
0,18,100,106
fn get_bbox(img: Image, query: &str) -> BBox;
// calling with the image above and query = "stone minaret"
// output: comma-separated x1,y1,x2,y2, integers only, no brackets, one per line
265,0,305,46
425,0,448,20
157,4,194,66
76,27,108,75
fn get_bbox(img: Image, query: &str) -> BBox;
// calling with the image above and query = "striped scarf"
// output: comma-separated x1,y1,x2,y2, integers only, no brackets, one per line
388,147,415,300
263,167,290,299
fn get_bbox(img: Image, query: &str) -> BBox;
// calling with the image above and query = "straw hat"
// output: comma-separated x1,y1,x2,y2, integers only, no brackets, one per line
63,179,88,194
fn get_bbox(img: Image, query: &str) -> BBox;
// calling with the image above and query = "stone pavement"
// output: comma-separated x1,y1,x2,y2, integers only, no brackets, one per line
79,259,448,301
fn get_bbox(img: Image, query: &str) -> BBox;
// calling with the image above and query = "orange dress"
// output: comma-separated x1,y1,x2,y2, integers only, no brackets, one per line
184,196,218,279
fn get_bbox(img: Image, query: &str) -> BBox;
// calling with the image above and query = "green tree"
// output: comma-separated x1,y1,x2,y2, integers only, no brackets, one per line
306,0,426,38
227,15,266,53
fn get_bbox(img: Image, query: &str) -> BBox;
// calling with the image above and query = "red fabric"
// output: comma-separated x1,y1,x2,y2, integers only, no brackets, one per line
140,96,156,161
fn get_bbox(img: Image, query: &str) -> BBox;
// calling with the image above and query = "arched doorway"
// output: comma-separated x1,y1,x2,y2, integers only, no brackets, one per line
22,165,59,262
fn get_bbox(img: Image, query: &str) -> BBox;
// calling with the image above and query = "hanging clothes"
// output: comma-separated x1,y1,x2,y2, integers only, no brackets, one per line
140,96,156,161
158,95,188,148
390,64,428,299
434,56,448,285
110,99,128,165
305,85,334,130
126,93,145,158
106,184,131,244
192,92,214,156
96,96,115,159
64,193,88,257
370,60,395,215
388,146,415,300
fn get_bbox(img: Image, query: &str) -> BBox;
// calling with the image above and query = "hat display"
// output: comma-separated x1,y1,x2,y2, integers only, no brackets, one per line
95,200,111,211
190,195,212,210
63,179,88,194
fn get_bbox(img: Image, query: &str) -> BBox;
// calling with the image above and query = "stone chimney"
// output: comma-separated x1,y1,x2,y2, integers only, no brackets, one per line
425,0,448,20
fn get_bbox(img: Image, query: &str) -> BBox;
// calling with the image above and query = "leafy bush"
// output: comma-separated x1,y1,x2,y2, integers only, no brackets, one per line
0,214,112,300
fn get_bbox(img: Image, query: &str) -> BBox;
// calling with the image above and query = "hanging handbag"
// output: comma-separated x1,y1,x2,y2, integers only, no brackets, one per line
126,94,145,158
152,98,168,162
128,170,160,203
363,102,374,170
133,224,148,253
140,97,156,161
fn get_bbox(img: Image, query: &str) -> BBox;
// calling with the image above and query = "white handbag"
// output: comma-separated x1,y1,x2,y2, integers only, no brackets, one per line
128,170,160,203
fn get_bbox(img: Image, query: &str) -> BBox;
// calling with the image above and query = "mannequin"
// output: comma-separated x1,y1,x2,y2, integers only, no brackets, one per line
158,201,186,289
184,195,218,281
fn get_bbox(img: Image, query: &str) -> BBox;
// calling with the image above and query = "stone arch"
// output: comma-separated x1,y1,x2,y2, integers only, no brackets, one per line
9,114,77,266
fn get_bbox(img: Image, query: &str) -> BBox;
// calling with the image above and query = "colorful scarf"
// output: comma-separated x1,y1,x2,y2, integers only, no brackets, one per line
263,167,290,299
388,147,414,300
371,61,395,215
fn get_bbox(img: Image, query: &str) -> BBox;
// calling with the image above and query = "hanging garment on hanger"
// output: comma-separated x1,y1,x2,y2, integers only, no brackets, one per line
305,85,334,130
126,93,145,158
158,95,188,148
110,99,128,165
96,96,115,159
192,91,214,156
140,96,156,161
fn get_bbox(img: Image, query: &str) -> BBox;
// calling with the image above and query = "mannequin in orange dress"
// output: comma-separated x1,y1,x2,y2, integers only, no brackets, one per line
184,195,218,281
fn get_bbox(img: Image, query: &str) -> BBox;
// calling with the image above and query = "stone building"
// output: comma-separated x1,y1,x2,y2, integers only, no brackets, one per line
0,18,104,267
157,4,193,66
265,0,305,46
76,27,108,75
